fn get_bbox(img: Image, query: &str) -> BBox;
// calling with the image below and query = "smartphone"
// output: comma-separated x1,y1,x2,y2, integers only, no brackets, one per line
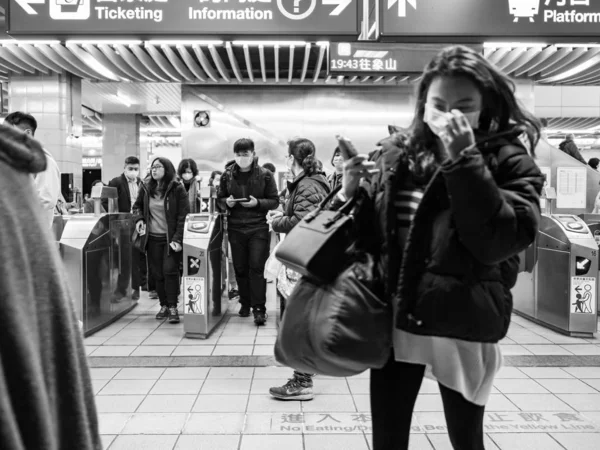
231,198,250,203
336,135,359,160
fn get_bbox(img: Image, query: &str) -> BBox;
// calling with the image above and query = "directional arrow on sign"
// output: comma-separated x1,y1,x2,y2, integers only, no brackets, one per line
323,0,352,16
388,0,417,17
576,286,582,293
15,0,45,15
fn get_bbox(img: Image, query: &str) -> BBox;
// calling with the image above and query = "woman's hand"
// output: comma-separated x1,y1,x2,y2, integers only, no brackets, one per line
440,110,476,160
342,155,377,199
266,210,283,225
136,221,146,235
170,242,182,252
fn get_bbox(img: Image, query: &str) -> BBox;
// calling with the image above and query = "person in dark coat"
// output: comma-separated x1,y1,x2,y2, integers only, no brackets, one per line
0,125,101,450
108,156,146,301
558,133,586,164
340,46,543,450
267,138,331,401
217,138,279,325
133,157,190,324
327,147,344,191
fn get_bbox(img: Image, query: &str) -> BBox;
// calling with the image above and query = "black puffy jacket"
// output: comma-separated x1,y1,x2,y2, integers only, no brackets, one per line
355,129,544,343
132,180,190,254
272,172,331,234
217,157,279,230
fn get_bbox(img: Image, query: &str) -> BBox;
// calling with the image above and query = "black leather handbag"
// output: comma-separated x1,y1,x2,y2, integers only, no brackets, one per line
274,253,391,377
131,226,147,253
275,186,356,282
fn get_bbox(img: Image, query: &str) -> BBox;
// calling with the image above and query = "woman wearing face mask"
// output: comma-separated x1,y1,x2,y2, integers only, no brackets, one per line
267,138,331,401
178,159,203,213
340,46,543,449
133,157,190,324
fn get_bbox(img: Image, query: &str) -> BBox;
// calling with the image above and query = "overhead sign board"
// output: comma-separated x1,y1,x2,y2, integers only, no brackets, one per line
381,0,600,41
9,0,359,38
328,42,470,75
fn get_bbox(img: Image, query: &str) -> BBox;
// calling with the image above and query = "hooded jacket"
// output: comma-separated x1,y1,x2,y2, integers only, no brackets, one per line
272,171,331,234
353,128,543,343
0,125,101,450
217,156,279,230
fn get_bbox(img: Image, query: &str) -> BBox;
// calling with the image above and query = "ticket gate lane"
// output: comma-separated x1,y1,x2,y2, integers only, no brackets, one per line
59,186,137,336
513,214,598,336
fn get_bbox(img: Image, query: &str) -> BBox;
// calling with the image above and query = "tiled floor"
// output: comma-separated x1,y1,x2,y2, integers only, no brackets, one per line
87,291,600,449
94,365,600,450
86,287,278,358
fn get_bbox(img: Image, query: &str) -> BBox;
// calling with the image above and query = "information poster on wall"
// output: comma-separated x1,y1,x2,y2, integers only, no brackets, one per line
571,277,596,315
556,167,587,209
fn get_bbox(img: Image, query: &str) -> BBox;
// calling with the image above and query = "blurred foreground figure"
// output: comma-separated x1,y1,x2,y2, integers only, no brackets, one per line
0,125,101,450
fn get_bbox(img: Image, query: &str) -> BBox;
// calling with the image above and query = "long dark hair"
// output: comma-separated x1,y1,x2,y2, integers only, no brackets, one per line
408,45,541,180
288,138,318,176
148,157,176,197
177,158,199,178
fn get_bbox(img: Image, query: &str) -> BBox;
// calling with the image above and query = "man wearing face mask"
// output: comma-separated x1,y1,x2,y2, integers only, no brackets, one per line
327,147,344,191
217,138,279,325
108,156,145,301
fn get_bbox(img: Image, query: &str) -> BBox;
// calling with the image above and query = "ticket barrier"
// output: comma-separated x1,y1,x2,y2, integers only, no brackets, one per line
182,187,230,339
60,185,137,336
513,214,598,336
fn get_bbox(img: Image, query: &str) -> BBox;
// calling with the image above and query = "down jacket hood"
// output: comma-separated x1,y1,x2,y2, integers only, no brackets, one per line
0,125,46,175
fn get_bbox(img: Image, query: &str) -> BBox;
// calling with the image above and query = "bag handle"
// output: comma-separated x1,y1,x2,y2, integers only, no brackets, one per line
304,184,358,225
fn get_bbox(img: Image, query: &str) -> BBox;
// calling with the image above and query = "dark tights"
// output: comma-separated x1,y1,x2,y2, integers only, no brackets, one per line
370,357,485,450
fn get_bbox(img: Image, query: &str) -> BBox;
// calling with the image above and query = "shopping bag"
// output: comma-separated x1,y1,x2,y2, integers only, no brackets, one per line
264,240,283,281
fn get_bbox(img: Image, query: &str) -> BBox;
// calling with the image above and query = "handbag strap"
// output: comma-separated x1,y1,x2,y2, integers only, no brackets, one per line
304,184,358,225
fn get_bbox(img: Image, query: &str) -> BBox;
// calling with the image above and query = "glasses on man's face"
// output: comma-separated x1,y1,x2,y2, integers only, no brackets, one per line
151,165,164,171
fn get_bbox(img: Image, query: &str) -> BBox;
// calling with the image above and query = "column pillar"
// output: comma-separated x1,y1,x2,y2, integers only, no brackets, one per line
514,79,536,115
102,114,141,181
9,73,83,189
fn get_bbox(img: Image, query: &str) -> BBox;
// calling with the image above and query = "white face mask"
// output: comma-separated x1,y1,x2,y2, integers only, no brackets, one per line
182,173,193,181
125,169,139,180
235,156,253,169
424,104,481,137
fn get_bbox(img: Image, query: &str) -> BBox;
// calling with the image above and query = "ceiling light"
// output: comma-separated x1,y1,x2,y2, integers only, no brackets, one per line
143,127,182,133
146,40,223,47
0,40,61,46
483,42,548,49
555,43,600,48
232,41,306,46
67,40,142,46
316,41,330,47
168,117,182,128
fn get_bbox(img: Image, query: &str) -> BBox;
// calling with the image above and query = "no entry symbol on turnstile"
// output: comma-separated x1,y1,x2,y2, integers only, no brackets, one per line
188,256,201,275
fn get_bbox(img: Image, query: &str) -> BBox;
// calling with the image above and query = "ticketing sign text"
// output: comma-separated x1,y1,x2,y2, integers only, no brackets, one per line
381,0,600,41
9,0,359,37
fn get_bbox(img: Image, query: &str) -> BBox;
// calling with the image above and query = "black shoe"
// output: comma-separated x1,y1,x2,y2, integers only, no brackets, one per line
229,288,239,300
141,284,148,292
239,305,251,317
132,289,140,300
254,310,267,326
149,290,159,300
168,306,180,324
156,305,169,320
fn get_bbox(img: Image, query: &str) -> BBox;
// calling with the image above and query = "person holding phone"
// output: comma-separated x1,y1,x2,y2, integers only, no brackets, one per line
217,138,279,325
339,46,543,449
132,157,190,324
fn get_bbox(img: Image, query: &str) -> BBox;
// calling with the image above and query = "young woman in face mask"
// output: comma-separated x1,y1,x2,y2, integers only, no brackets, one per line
178,158,202,214
340,46,543,449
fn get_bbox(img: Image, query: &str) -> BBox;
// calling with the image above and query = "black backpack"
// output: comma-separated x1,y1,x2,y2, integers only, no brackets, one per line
559,140,567,151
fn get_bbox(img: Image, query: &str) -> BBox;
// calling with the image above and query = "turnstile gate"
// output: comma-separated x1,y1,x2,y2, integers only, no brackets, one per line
182,212,230,338
60,186,137,336
513,214,599,336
